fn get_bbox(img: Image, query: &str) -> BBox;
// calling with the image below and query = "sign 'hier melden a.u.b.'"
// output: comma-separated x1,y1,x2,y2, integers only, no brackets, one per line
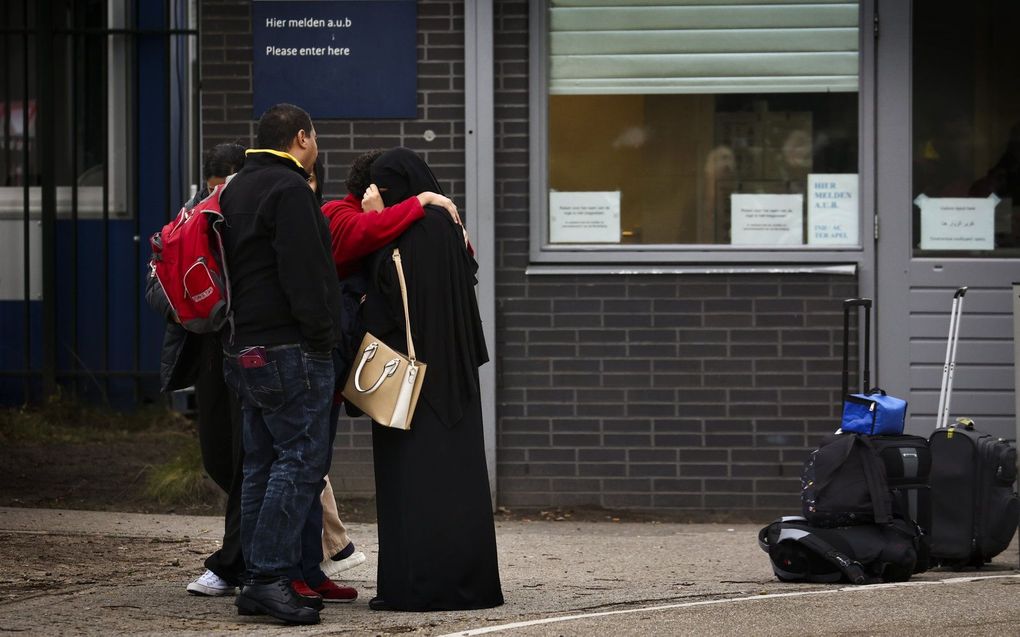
252,0,416,119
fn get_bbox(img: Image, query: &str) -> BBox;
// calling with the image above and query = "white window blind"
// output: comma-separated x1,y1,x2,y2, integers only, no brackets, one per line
549,0,859,95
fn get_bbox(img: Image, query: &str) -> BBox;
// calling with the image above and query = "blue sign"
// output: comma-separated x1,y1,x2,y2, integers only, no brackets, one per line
252,0,417,119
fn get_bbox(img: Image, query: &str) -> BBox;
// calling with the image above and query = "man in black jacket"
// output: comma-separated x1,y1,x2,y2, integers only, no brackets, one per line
219,103,342,625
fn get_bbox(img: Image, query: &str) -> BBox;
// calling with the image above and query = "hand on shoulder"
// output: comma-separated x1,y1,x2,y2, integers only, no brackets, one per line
418,192,461,226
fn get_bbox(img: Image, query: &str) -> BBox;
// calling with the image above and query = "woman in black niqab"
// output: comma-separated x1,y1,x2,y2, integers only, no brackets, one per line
363,147,503,611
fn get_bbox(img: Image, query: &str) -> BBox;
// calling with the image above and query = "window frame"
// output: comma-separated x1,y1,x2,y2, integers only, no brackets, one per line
527,0,871,265
0,0,133,220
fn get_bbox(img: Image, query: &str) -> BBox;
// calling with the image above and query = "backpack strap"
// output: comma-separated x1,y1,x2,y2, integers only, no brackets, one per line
205,183,235,344
768,525,873,585
856,436,891,524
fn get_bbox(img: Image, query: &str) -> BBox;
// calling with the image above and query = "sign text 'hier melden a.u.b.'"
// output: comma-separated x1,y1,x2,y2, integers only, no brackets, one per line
252,1,416,119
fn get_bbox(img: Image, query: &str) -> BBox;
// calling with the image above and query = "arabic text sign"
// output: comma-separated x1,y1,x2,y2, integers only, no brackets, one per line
916,194,998,250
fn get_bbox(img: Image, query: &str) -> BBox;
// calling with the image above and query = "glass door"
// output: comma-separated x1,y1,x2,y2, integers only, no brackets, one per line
876,0,1020,438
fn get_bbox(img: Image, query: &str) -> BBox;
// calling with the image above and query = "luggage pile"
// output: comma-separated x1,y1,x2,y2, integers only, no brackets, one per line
759,290,1019,585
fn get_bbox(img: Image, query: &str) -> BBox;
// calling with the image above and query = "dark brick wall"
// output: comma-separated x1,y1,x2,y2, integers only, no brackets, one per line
492,273,858,514
201,0,860,515
200,0,467,496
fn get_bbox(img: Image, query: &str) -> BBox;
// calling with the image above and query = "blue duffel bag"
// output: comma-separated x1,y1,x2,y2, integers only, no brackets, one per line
841,389,907,435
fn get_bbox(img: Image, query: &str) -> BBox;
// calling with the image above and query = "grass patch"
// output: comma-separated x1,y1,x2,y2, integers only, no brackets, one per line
0,391,190,445
143,438,218,505
1,392,221,511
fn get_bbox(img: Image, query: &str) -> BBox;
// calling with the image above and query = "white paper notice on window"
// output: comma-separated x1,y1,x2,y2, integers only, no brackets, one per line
807,174,858,246
730,193,803,245
549,191,621,243
916,194,999,250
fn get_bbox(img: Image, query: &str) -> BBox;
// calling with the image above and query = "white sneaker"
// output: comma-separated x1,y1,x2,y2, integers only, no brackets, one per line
186,569,236,596
320,549,367,579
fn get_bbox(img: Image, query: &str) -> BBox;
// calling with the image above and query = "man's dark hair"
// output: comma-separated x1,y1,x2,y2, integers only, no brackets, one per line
256,103,313,151
345,149,385,198
202,142,246,180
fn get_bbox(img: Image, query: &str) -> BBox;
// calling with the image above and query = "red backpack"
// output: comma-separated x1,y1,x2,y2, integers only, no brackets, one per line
147,182,232,333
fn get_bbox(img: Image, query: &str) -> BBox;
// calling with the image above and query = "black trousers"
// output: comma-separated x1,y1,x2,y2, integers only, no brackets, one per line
194,334,245,585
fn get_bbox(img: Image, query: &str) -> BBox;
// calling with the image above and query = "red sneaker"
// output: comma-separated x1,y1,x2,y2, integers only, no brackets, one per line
291,580,324,610
313,578,358,603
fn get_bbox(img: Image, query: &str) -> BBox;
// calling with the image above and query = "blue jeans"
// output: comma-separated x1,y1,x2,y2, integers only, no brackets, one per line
295,348,345,587
222,344,334,582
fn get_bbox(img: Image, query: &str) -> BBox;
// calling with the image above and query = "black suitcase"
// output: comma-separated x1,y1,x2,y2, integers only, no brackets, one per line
928,287,1020,567
930,424,1018,566
837,299,932,531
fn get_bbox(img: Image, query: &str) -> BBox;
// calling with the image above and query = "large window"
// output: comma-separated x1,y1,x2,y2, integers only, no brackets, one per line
532,0,862,260
911,0,1020,257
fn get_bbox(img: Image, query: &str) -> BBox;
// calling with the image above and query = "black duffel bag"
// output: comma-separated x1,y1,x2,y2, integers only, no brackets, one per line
758,516,925,585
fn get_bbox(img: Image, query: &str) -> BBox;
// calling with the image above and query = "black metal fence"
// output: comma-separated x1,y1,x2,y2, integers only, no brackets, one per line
0,0,199,407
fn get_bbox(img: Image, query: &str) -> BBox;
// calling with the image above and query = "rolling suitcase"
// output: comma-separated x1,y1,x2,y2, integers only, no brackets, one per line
837,299,930,531
928,287,1020,567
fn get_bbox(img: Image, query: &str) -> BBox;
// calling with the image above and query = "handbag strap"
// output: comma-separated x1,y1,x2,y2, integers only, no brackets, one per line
391,249,416,363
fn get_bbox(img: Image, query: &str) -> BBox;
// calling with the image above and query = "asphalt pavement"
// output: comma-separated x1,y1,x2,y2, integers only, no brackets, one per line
0,507,1018,636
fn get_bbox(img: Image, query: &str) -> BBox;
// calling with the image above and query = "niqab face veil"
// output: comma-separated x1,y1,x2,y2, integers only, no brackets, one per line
370,147,444,207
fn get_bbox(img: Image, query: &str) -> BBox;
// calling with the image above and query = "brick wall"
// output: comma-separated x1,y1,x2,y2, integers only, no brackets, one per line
492,273,858,515
200,0,468,497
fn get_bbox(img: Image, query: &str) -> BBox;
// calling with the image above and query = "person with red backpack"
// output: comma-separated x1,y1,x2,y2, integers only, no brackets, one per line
148,145,368,603
146,142,248,596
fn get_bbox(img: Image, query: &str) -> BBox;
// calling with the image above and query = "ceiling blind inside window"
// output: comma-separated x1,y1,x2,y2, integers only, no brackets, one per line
549,0,859,95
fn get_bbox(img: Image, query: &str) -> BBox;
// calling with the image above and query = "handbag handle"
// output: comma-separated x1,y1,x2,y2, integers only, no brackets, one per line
391,249,417,363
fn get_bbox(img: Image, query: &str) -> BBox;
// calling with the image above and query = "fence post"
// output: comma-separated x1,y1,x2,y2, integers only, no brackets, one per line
36,0,57,397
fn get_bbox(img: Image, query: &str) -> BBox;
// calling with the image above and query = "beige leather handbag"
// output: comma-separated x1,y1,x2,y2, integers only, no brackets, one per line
341,249,426,430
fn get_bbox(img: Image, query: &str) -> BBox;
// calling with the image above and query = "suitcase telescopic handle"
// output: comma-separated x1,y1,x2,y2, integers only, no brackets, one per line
843,298,873,310
842,298,873,399
936,286,968,429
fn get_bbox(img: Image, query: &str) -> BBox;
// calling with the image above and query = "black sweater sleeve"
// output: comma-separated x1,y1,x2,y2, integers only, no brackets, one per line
269,184,338,351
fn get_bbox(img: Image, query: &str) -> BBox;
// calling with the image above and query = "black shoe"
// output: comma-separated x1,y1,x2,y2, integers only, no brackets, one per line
369,596,393,611
238,594,322,613
235,577,320,625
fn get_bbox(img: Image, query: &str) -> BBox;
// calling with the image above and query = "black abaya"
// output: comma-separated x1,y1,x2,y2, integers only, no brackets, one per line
365,148,503,611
